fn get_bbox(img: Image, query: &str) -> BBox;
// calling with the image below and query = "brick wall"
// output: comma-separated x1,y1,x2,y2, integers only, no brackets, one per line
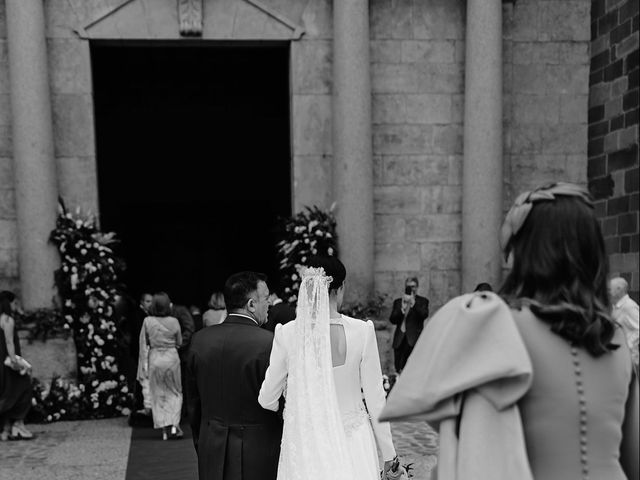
588,0,639,301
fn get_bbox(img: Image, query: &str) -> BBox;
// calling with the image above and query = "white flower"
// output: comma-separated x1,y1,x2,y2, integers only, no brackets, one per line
122,408,131,415
80,248,87,255
328,247,334,255
47,415,52,421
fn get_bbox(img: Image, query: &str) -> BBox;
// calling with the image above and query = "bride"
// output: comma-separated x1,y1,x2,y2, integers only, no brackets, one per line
258,256,398,480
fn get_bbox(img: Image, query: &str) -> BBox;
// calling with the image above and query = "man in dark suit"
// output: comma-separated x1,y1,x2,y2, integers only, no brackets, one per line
389,276,429,373
263,289,296,332
186,272,282,480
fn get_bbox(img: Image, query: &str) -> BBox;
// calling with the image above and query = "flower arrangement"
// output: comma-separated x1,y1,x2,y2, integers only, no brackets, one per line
49,204,132,418
276,205,338,303
27,377,85,423
16,308,71,343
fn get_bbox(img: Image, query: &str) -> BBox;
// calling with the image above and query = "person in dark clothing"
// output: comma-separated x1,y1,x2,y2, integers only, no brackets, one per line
187,271,282,480
263,290,296,332
389,277,429,373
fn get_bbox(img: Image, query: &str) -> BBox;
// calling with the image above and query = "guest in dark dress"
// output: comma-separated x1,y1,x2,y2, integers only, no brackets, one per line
0,291,33,441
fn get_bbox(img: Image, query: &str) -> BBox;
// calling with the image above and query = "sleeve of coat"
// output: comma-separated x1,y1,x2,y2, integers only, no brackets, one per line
258,324,288,412
186,345,201,452
361,320,396,461
389,299,404,325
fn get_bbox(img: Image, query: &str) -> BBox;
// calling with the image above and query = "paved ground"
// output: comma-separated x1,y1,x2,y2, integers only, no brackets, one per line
0,418,437,480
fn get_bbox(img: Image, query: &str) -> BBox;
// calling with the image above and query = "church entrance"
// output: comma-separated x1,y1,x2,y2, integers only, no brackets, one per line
92,42,292,307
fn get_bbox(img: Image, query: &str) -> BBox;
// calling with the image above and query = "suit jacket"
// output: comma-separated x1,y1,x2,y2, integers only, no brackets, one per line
389,295,429,348
172,304,195,357
186,314,282,480
263,301,296,332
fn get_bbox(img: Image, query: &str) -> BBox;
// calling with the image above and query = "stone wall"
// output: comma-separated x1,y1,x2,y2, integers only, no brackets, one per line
0,0,592,312
588,0,639,301
371,0,591,312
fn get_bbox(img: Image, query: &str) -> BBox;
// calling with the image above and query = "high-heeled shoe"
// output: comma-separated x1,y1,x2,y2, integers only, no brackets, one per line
162,427,169,441
170,425,184,439
9,422,34,440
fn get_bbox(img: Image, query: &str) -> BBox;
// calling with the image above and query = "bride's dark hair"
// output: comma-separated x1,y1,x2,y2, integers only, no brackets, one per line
500,196,616,357
307,256,346,293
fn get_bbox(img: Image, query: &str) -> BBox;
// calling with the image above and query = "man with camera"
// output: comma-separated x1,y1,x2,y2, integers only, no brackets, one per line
389,277,429,373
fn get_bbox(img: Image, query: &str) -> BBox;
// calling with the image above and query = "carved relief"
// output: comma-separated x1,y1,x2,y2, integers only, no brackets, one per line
178,0,203,36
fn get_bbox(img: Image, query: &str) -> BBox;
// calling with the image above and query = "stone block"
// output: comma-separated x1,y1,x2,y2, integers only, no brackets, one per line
203,0,237,39
590,36,609,57
301,0,332,39
605,97,624,120
370,0,413,39
511,154,566,185
373,155,384,186
371,63,418,93
56,156,99,212
558,43,590,64
405,94,452,124
560,95,588,124
374,215,406,243
540,124,587,154
422,186,462,214
52,94,95,157
0,1,5,37
373,124,433,154
293,154,332,211
233,1,269,38
0,124,11,157
604,131,620,153
0,41,8,94
546,65,590,95
48,39,92,94
538,1,590,42
0,157,13,189
401,41,456,64
612,78,628,98
589,83,611,108
0,218,17,248
292,94,332,155
0,247,17,277
513,94,560,124
370,41,402,64
381,155,449,186
405,214,462,242
412,0,464,40
565,154,588,184
455,40,465,64
619,126,639,150
421,242,461,270
448,155,462,185
616,32,639,59
0,188,15,219
428,269,461,308
512,64,548,94
374,186,422,214
374,242,421,272
415,63,464,93
0,94,11,126
509,3,539,41
292,40,332,94
20,337,77,383
372,95,406,125
433,125,463,154
451,95,464,123
512,42,560,65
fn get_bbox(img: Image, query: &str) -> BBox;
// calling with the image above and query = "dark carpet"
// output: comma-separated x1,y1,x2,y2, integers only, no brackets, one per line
125,421,198,480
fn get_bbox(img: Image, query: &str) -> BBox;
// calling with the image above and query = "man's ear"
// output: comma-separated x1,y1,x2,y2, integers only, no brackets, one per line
246,298,255,311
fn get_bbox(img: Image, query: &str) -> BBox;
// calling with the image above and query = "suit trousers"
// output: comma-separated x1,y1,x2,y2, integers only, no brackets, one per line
394,336,413,373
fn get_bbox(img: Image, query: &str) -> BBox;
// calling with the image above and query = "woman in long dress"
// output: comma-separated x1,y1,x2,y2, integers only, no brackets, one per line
138,292,183,440
382,182,639,480
0,291,33,441
258,257,399,480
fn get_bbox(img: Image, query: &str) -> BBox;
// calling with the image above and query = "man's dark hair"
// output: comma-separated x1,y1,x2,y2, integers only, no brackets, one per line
474,283,493,292
307,256,346,293
224,272,268,310
0,290,16,316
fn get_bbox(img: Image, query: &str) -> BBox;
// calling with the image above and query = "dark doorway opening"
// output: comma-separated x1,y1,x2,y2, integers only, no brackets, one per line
92,43,291,307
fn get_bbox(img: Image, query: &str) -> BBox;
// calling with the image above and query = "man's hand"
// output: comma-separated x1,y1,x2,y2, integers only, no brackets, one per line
401,293,415,314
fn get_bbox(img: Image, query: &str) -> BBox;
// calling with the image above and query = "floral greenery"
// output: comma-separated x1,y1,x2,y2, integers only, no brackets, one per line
276,205,338,303
27,377,86,423
341,294,389,328
49,204,132,419
16,308,71,343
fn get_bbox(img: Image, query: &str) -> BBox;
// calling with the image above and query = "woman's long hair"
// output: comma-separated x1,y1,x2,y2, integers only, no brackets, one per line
500,196,616,356
0,290,16,316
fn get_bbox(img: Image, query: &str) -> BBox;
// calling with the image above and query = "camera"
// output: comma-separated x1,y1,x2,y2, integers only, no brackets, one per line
404,286,413,295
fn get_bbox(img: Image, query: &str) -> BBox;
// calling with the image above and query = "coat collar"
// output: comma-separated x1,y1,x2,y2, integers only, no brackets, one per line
225,313,259,327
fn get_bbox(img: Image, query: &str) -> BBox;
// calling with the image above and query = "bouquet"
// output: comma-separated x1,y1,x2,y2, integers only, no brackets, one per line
4,355,32,375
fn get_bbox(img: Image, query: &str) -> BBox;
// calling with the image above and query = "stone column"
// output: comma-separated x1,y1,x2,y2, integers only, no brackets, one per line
461,0,503,292
332,0,374,303
6,0,59,309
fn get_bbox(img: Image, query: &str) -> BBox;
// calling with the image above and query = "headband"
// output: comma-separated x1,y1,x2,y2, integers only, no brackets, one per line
500,182,593,260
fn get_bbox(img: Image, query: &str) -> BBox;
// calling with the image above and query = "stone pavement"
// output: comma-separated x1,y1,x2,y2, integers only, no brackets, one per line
0,418,438,480
0,418,130,480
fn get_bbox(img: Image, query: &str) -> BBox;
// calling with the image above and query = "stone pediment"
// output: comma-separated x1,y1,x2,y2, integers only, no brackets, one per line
76,0,305,40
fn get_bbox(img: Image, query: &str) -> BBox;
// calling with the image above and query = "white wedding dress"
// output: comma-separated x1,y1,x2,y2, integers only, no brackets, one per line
258,269,396,480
